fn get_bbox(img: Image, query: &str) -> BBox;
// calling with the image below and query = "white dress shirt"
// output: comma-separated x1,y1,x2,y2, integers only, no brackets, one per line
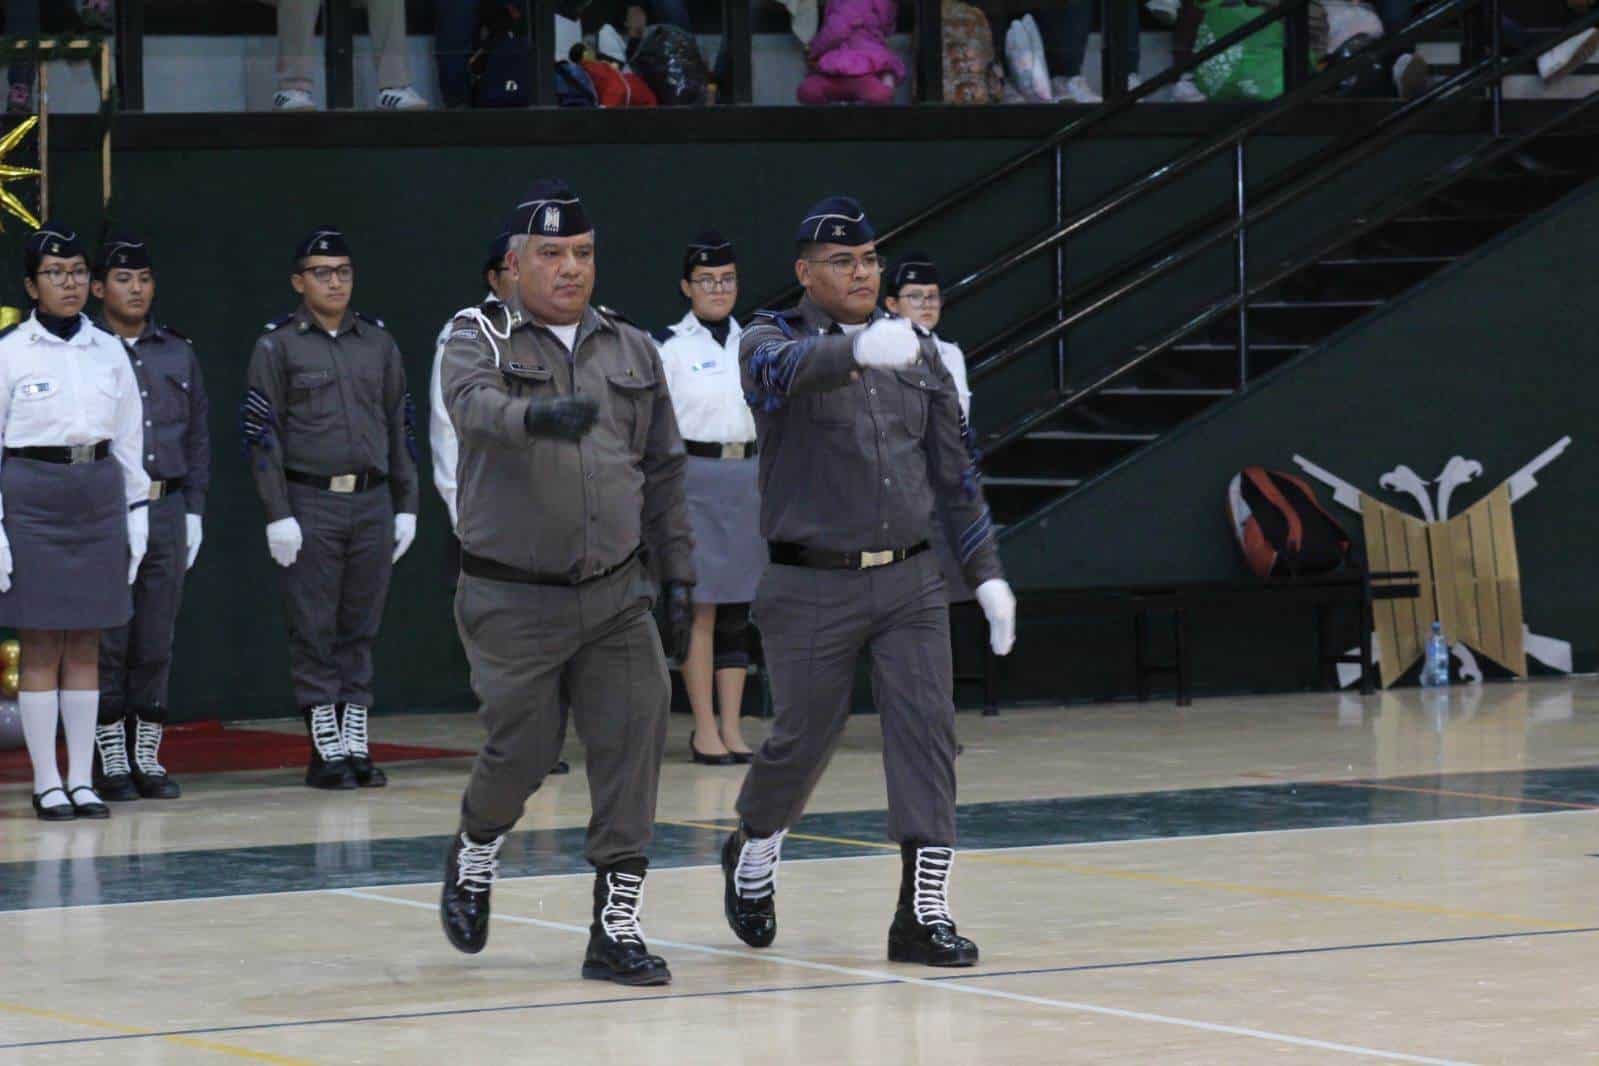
0,313,150,521
657,311,753,444
429,303,482,532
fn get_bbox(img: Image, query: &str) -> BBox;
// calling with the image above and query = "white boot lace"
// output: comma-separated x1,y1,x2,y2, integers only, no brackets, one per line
132,718,167,776
95,722,131,777
735,829,787,900
912,846,956,927
309,704,347,761
455,833,503,894
341,703,370,758
600,871,646,944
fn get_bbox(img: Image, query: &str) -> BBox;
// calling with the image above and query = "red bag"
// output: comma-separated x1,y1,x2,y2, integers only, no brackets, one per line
580,61,658,107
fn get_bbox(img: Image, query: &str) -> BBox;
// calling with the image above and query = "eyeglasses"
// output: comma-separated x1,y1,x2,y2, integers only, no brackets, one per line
299,265,354,284
35,266,90,286
897,292,942,308
689,275,738,293
806,254,884,277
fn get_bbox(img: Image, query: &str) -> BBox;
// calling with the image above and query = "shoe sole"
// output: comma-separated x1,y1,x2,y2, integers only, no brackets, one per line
580,962,672,986
887,946,980,967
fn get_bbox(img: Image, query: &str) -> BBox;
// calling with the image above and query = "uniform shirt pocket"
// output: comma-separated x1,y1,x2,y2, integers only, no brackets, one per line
288,368,339,422
893,369,941,438
606,368,656,453
504,362,554,398
154,368,192,423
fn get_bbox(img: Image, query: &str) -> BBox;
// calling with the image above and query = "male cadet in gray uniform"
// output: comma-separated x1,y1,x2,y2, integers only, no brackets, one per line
722,196,1017,967
89,235,210,803
242,226,419,791
436,179,694,988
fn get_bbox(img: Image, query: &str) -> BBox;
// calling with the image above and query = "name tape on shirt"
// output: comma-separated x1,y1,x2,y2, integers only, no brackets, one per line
18,381,55,398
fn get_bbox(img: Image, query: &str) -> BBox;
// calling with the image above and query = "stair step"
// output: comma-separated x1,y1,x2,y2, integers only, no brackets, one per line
1026,431,1159,442
983,476,1085,488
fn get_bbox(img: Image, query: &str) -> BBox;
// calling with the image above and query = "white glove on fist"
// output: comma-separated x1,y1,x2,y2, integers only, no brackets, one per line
975,578,1017,656
852,315,920,370
185,514,203,570
127,507,149,584
267,517,303,568
392,513,417,563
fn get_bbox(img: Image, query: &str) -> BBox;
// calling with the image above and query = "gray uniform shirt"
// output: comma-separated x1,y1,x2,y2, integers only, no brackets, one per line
243,305,420,522
440,297,695,586
740,297,1003,590
111,319,211,516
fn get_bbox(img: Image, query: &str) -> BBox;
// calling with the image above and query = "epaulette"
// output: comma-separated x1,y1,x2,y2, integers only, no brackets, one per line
596,304,636,329
355,311,387,329
651,326,675,345
752,307,804,339
262,313,295,333
159,323,191,343
0,323,17,343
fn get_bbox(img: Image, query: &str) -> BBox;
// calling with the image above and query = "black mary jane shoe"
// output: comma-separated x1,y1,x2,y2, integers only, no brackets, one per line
67,786,110,820
32,788,76,822
689,731,738,767
725,745,754,765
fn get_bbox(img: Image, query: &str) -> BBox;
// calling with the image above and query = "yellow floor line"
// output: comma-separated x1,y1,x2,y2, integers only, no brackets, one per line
656,818,1578,930
0,999,317,1065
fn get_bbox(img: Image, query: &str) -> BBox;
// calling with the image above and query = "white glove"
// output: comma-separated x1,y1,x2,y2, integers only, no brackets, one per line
392,512,417,563
127,507,149,585
185,514,203,571
0,528,11,594
266,517,303,568
975,578,1017,656
852,315,920,370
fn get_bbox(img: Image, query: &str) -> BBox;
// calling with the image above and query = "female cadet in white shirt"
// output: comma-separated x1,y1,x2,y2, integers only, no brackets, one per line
0,225,149,820
655,232,762,765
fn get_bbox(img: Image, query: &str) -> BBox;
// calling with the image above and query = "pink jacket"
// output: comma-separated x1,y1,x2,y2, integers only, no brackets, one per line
807,0,907,80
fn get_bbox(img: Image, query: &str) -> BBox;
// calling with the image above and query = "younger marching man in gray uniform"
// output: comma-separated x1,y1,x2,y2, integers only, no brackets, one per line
723,196,1017,967
242,226,419,791
437,179,694,987
90,235,210,802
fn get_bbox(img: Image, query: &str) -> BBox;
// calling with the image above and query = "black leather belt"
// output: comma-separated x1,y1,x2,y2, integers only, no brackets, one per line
149,476,186,501
768,541,929,570
4,441,110,464
685,440,757,460
461,547,638,587
286,469,387,494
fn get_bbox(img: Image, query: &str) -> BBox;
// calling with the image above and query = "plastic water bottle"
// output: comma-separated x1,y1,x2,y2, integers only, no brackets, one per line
1421,621,1450,688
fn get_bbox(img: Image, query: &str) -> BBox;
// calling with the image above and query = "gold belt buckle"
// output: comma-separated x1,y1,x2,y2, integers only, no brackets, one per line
860,549,894,569
720,442,749,460
148,480,165,501
329,473,358,493
69,444,97,464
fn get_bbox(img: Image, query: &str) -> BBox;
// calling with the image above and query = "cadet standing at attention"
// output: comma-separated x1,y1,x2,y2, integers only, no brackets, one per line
241,226,419,791
721,197,1016,967
437,179,694,988
90,235,210,803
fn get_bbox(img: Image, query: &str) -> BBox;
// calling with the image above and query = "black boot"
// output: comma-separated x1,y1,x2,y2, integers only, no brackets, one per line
338,702,386,788
304,704,357,790
92,714,139,802
721,823,783,948
440,830,503,954
130,708,181,800
582,860,671,986
887,843,978,967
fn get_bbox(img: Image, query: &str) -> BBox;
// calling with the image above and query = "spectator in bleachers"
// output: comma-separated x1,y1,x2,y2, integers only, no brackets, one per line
260,0,428,111
989,1,1146,103
6,0,106,114
797,0,906,104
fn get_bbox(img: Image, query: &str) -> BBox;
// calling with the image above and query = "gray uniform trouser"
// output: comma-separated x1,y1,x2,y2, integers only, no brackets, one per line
99,492,188,722
456,556,668,867
738,549,957,844
279,481,394,709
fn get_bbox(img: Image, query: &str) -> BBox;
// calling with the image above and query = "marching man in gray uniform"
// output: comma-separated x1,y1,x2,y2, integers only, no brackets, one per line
90,235,210,802
722,196,1016,967
436,178,694,988
242,226,419,791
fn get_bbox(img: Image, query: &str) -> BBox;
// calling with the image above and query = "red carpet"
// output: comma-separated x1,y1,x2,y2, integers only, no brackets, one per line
0,720,472,784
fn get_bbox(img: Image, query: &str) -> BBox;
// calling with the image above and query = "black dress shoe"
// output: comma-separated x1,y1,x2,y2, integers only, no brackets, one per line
581,863,671,986
887,843,978,967
130,716,181,799
305,705,357,790
690,731,737,766
67,786,110,820
306,755,358,790
348,756,387,789
93,720,139,802
727,748,754,765
32,788,76,821
721,826,780,948
339,704,387,788
441,831,502,954
582,929,672,986
887,909,979,967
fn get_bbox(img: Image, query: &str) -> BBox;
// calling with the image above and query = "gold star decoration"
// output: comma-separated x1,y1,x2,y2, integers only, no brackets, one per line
0,117,42,233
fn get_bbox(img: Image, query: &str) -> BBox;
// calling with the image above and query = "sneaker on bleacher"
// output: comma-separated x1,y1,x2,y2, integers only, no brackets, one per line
1170,73,1205,102
1052,75,1102,104
377,85,429,111
273,88,317,111
1538,28,1599,83
1392,52,1431,98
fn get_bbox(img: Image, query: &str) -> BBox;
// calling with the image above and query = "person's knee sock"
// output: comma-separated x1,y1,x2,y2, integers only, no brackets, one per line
19,689,62,795
60,690,100,791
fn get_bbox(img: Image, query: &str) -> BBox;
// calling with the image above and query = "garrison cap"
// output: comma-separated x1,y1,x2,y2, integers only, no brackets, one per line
294,225,352,262
682,230,735,279
509,178,592,238
886,251,939,295
96,234,153,276
794,196,874,247
24,222,86,275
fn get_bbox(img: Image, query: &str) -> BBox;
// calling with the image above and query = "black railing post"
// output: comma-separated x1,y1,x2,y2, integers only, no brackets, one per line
324,0,354,109
114,0,145,111
1054,144,1067,392
530,0,556,105
1233,141,1249,390
1102,0,1130,97
916,0,943,102
1283,0,1309,93
1488,0,1503,135
722,0,753,104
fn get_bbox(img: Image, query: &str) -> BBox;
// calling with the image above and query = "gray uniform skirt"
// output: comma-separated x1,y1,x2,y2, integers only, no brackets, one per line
684,454,764,604
0,456,131,630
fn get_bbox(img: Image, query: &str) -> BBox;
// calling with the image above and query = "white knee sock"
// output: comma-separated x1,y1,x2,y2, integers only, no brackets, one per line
60,690,100,792
19,689,63,798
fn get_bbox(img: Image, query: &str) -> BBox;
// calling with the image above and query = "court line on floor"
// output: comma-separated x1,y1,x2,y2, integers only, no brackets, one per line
334,889,1473,1065
0,998,316,1064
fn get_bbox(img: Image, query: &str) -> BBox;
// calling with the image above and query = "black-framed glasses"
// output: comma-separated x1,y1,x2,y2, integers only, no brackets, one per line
806,254,884,277
299,265,354,283
689,274,738,293
35,266,90,286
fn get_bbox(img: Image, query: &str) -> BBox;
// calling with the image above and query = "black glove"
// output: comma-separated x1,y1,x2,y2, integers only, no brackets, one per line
663,581,693,662
524,395,599,441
